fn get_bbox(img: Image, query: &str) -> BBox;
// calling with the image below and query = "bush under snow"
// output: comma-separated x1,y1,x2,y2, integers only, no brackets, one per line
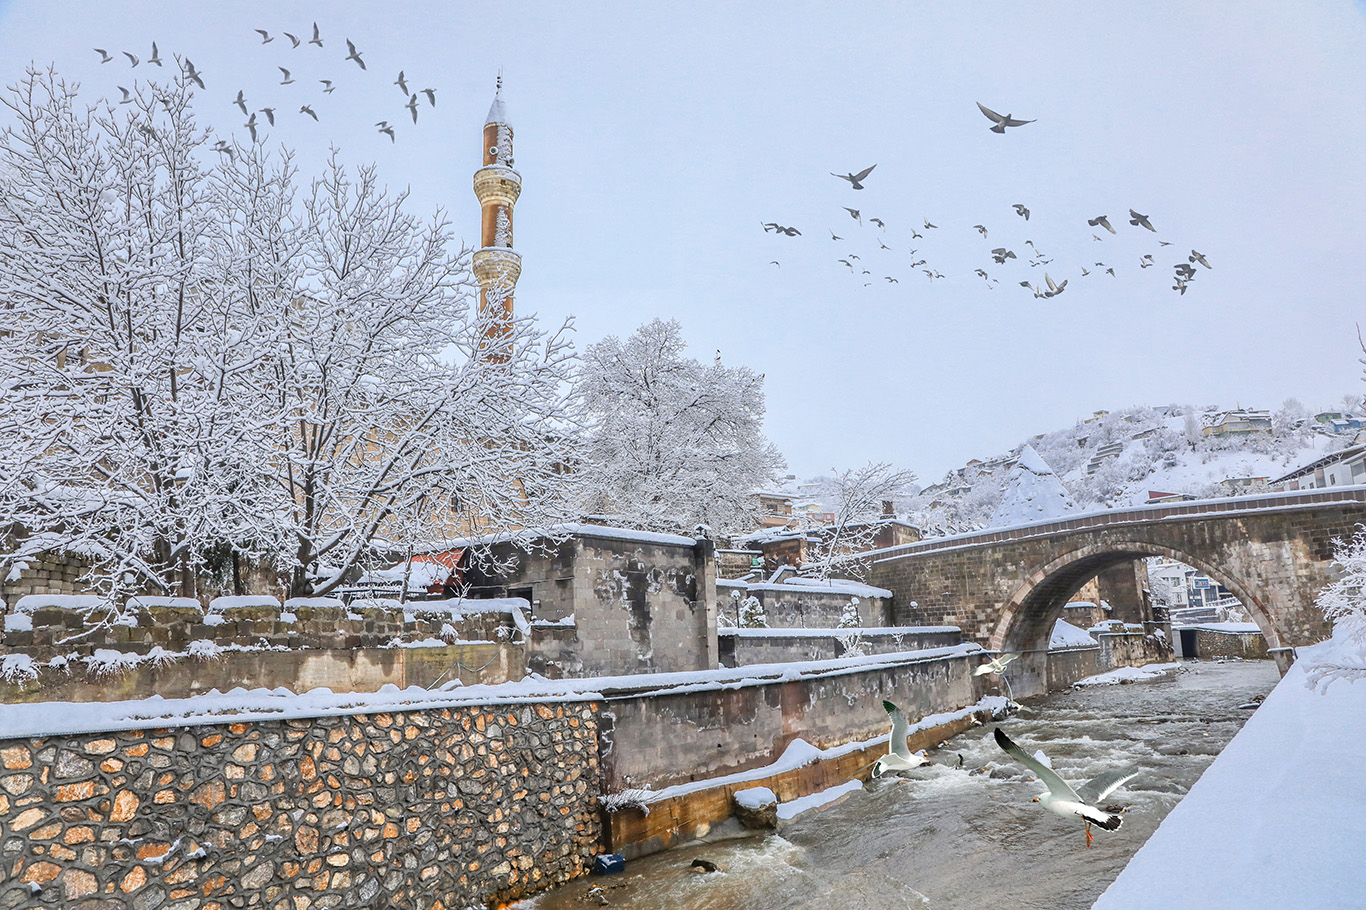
1304,528,1366,691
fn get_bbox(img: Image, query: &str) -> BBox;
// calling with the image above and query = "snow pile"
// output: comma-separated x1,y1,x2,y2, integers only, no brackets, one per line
14,594,108,613
1072,663,1180,687
2,654,39,684
776,779,863,820
1093,652,1366,909
3,613,32,632
1188,622,1262,634
127,596,201,612
733,786,777,809
208,595,280,612
1049,618,1098,649
987,445,1077,528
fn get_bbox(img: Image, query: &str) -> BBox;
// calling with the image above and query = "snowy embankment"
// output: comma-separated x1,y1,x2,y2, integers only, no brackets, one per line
1093,639,1366,909
1071,663,1179,687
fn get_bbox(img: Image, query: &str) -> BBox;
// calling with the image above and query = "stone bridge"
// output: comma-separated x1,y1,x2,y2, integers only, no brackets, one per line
864,489,1366,696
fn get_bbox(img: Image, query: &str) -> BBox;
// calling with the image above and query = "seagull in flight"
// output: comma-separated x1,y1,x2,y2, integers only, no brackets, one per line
973,652,1020,676
1190,250,1211,269
259,107,276,125
874,696,928,776
278,67,294,85
147,42,162,66
991,248,1016,264
885,276,898,283
878,238,891,250
183,59,205,88
831,164,877,190
830,231,843,241
924,217,938,229
421,88,437,107
117,86,133,104
320,80,335,94
310,22,324,47
283,32,301,48
843,207,862,225
994,728,1139,848
233,91,248,115
1088,215,1116,234
94,48,113,63
299,104,318,121
244,113,258,142
345,39,366,70
255,28,274,44
405,94,420,123
1129,209,1157,232
211,140,234,160
376,121,396,142
1013,204,1030,220
910,229,923,240
395,71,409,95
1173,278,1189,295
123,51,140,67
1044,273,1067,297
977,102,1035,133
974,224,989,237
870,217,885,229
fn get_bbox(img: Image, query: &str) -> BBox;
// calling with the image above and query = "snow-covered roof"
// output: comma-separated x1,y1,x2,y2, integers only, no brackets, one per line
1050,618,1098,649
1269,443,1366,484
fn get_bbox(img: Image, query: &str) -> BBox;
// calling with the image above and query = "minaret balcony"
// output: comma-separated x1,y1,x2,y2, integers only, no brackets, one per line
473,166,522,208
473,247,522,287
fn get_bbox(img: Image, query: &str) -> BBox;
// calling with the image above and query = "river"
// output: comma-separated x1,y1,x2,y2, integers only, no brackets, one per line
518,659,1281,910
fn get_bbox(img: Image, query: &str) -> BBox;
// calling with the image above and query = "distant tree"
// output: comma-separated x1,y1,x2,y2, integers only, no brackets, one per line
0,68,578,605
738,594,768,628
804,462,917,579
575,318,785,535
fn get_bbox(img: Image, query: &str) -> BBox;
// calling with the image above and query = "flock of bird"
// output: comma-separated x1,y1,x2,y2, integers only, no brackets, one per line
872,650,1141,850
94,23,436,147
763,101,1213,298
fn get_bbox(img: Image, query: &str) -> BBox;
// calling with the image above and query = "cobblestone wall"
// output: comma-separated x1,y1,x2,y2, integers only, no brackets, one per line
0,702,602,909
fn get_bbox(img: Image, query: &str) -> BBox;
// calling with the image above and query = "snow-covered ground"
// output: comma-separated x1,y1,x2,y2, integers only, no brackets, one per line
1071,663,1180,687
1093,641,1366,909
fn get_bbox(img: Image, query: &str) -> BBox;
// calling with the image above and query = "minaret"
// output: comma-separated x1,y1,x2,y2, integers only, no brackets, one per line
472,77,521,359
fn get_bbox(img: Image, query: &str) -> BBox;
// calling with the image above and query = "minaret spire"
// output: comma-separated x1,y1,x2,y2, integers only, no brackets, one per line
472,75,521,360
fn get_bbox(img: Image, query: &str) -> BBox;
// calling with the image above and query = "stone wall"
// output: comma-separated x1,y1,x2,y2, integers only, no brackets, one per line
717,627,961,667
1046,647,1102,691
0,551,90,605
0,701,602,909
1192,627,1271,660
1095,629,1173,669
600,649,980,791
715,581,891,629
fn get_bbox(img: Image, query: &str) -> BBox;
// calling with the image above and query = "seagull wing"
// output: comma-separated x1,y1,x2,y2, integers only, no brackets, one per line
976,102,1005,124
1003,116,1035,127
883,700,911,760
994,728,1079,801
851,164,876,182
1077,769,1140,805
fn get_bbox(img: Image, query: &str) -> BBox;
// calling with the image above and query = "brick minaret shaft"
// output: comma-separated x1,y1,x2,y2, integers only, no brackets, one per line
472,78,522,358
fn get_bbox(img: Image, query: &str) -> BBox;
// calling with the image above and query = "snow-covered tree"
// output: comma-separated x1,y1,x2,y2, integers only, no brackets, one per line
575,318,784,534
738,594,767,628
803,462,917,579
1305,527,1366,690
0,68,578,604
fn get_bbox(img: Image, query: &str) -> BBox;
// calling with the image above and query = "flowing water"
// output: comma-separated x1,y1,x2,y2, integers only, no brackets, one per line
520,659,1281,910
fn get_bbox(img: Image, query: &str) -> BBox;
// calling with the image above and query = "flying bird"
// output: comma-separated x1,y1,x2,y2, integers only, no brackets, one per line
1174,263,1196,280
1088,215,1116,234
123,52,139,67
147,42,162,66
1159,240,1173,247
1106,268,1115,276
376,121,395,142
991,248,1016,264
994,728,1139,848
234,91,248,115
278,67,294,85
975,269,989,279
1190,250,1211,269
244,113,258,142
1173,278,1189,295
405,93,420,123
838,259,854,270
1081,267,1090,276
770,261,780,268
973,652,1020,676
1092,234,1103,242
885,276,898,283
877,238,891,251
309,22,324,47
977,101,1035,133
910,229,923,240
345,39,366,70
1013,204,1030,220
259,107,276,125
870,217,885,229
183,59,205,88
255,29,274,44
211,140,234,160
117,86,132,104
395,71,409,95
299,105,318,121
843,207,862,225
1129,209,1156,232
831,164,877,190
283,32,301,48
924,217,937,229
1044,273,1067,297
830,231,843,241
94,48,113,63
421,88,436,107
848,254,860,261
974,224,988,237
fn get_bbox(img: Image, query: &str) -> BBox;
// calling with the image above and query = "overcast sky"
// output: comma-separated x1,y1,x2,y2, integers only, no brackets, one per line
2,1,1364,481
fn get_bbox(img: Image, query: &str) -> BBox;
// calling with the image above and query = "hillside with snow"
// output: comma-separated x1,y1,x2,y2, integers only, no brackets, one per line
907,398,1360,534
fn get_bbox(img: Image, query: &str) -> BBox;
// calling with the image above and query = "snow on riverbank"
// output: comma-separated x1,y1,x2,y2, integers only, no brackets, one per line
1072,662,1180,686
776,779,864,820
1093,641,1366,909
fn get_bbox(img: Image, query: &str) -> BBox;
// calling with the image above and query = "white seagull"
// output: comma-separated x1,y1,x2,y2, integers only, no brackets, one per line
973,651,1020,677
870,700,929,779
994,728,1139,848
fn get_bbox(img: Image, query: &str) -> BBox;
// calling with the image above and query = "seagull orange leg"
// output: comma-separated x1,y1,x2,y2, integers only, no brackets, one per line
1085,821,1094,848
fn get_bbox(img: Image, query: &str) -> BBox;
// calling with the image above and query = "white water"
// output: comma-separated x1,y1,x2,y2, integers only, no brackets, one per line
521,660,1280,910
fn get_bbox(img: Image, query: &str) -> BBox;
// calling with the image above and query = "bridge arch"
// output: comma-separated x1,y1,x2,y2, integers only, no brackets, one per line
987,539,1283,656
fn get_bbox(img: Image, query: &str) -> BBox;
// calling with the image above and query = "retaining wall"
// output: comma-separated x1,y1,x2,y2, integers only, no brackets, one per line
717,627,962,667
1192,627,1271,660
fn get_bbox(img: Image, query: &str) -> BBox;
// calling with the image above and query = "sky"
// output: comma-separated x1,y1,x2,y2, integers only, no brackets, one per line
1,1,1363,482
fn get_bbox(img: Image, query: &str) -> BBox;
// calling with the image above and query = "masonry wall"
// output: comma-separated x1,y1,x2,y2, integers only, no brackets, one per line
0,551,89,605
0,702,602,910
1096,630,1173,669
714,584,890,629
1193,628,1271,660
717,628,961,667
1046,647,1102,691
601,651,979,791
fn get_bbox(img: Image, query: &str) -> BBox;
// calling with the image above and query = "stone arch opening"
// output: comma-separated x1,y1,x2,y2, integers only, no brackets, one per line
988,540,1281,657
